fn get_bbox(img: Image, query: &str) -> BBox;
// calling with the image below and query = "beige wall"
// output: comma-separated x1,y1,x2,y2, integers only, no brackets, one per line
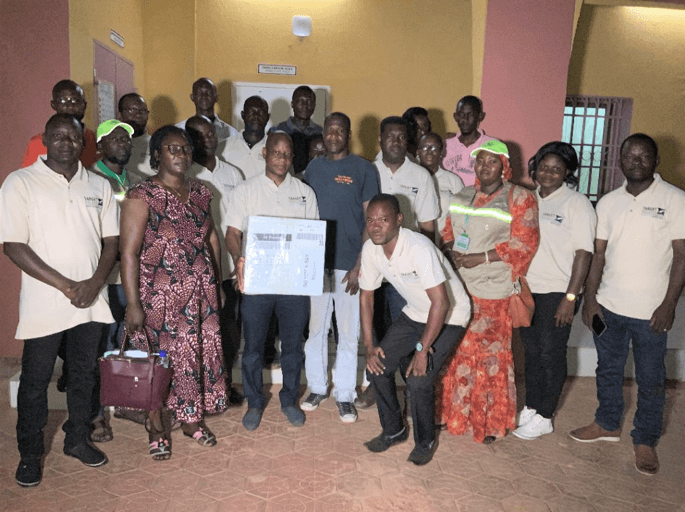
568,4,685,188
140,0,474,159
141,0,197,131
69,0,146,130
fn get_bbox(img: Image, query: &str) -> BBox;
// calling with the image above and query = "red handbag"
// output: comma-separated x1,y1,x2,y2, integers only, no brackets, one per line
510,276,535,328
99,331,172,411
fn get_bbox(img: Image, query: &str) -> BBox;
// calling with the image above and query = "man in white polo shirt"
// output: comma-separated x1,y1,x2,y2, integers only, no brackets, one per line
225,132,319,431
0,114,119,486
176,78,238,141
570,134,685,476
360,194,470,465
218,96,270,181
356,116,441,410
118,93,153,179
185,115,245,406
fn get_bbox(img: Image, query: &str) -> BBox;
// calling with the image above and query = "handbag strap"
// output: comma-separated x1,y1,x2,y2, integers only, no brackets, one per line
119,327,154,357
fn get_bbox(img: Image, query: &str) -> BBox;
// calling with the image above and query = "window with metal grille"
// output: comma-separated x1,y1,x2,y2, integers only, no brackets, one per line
562,95,633,203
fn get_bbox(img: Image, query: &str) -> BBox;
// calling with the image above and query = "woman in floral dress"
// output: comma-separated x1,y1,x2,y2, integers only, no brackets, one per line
120,125,227,460
439,140,539,444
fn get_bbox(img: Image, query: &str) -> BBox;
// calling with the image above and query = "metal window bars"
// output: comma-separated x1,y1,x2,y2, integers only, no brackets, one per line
562,95,633,203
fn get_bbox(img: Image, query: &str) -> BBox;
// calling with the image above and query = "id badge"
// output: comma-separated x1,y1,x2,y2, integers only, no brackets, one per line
455,233,470,251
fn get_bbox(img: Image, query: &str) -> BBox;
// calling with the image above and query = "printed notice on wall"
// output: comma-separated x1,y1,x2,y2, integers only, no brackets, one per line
97,80,116,125
244,216,325,296
258,64,297,76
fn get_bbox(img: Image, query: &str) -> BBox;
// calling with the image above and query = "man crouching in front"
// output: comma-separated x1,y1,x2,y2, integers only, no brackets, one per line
359,193,470,465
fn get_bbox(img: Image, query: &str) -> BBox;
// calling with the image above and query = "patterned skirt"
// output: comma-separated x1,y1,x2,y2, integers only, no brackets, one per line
439,296,516,443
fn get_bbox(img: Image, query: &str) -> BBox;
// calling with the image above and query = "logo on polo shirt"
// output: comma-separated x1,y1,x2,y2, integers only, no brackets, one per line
642,206,665,219
400,185,419,195
84,196,103,209
289,196,307,204
334,175,354,185
541,212,564,225
400,270,420,283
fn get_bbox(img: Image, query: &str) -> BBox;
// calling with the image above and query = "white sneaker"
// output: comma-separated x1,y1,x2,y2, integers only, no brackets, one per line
516,406,537,427
512,414,553,440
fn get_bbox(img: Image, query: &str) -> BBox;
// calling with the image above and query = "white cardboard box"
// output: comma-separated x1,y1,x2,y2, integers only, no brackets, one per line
243,216,326,296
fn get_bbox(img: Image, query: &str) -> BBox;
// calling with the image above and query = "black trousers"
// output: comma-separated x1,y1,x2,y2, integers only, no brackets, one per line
17,322,108,459
220,280,242,385
520,293,578,419
369,313,464,449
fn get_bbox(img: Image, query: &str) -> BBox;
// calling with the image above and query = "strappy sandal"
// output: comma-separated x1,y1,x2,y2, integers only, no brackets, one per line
146,415,172,461
149,437,171,460
91,416,114,443
183,424,217,447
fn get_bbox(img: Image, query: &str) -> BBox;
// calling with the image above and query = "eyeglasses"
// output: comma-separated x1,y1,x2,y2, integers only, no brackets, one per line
56,97,84,105
418,145,441,152
163,144,193,156
124,107,149,115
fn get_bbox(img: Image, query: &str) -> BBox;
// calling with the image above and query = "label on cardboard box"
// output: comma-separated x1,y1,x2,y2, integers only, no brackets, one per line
243,216,326,296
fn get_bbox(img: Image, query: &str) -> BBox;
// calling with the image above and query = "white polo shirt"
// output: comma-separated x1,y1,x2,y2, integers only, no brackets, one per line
596,174,685,320
0,159,118,339
217,132,267,181
359,227,471,326
187,158,244,280
376,157,440,232
176,115,238,141
527,185,596,294
128,133,153,179
225,172,319,234
432,167,464,243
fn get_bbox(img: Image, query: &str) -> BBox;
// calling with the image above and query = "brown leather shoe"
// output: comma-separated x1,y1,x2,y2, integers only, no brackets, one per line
634,445,659,476
569,422,621,443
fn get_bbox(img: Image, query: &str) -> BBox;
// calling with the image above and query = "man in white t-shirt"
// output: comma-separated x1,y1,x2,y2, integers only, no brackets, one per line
359,194,470,466
176,78,238,141
570,134,685,476
225,132,319,431
185,115,245,406
1,114,119,486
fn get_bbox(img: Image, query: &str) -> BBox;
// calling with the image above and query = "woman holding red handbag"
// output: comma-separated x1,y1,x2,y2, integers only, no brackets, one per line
439,140,539,444
120,125,227,460
512,142,595,440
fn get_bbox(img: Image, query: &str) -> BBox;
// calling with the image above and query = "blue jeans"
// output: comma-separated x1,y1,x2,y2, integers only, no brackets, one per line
594,306,667,447
241,294,309,410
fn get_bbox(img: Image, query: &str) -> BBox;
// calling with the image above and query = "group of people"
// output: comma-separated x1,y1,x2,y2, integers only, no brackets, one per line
2,76,683,488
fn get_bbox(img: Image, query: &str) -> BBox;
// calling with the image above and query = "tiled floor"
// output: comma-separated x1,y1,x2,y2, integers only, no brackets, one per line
1,357,684,512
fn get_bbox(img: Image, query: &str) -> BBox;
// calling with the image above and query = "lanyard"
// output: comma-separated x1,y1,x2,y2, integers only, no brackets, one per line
96,160,128,189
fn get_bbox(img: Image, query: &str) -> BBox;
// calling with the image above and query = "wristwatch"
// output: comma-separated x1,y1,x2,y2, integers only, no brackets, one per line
565,293,577,302
415,342,424,352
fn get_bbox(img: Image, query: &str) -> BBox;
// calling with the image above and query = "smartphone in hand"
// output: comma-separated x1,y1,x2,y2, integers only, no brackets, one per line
592,314,608,337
